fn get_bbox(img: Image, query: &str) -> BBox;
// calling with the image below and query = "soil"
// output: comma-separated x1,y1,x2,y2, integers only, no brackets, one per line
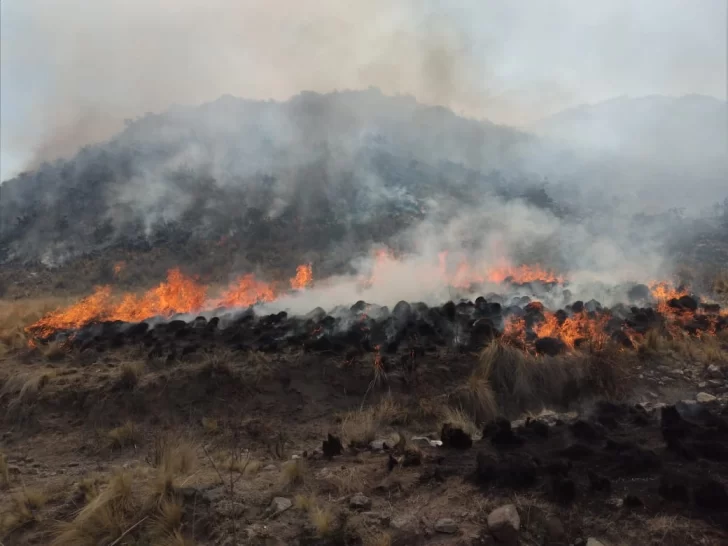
2,326,728,545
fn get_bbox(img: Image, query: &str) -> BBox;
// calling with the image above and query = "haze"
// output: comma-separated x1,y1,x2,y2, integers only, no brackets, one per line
1,0,726,180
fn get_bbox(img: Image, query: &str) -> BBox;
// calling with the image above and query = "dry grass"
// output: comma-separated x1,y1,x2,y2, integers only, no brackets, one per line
294,493,315,511
644,514,708,545
0,488,48,535
1,370,53,419
108,421,140,449
155,529,196,546
579,342,633,399
42,340,68,361
479,340,537,405
220,453,261,477
73,476,104,505
0,297,70,356
640,328,728,365
713,270,728,303
201,350,235,376
53,459,196,546
449,364,499,424
279,459,307,490
149,435,198,495
52,471,137,546
440,406,480,437
0,450,9,487
148,497,184,540
117,361,144,389
340,396,407,447
201,417,218,433
363,531,392,546
320,465,368,496
309,503,335,537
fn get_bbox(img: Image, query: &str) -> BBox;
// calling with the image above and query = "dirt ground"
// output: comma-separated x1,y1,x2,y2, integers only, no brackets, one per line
2,316,728,546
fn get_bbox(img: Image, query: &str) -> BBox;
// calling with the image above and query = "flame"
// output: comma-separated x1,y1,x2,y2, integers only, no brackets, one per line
437,251,565,290
26,268,208,339
217,274,276,308
502,316,527,345
486,264,565,285
649,281,689,314
27,264,314,338
290,264,313,290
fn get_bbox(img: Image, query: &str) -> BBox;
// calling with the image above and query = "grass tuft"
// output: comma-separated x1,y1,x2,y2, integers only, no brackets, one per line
279,459,307,489
108,421,140,449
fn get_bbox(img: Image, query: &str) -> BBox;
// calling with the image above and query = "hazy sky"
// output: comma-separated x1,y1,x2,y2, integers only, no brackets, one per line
1,0,726,180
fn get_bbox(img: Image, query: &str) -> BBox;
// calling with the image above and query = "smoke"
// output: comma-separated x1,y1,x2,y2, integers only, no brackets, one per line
2,0,725,177
1,0,726,309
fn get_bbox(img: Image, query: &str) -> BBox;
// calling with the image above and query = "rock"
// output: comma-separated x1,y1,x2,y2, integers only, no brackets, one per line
543,517,565,543
707,364,724,379
698,382,708,388
349,493,372,511
441,423,473,450
708,379,724,387
696,392,717,403
534,336,566,356
269,497,292,515
216,500,246,518
322,433,343,458
369,439,389,451
434,518,458,534
487,504,520,544
390,515,413,530
586,539,608,546
411,436,442,447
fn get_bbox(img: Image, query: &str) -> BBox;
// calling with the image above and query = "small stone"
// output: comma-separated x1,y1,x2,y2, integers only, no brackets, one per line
698,382,708,388
487,504,520,544
434,518,458,534
586,539,608,546
648,391,658,399
544,517,565,542
67,462,80,467
707,364,723,379
369,439,388,451
390,515,413,529
216,500,245,518
269,497,292,515
708,379,723,387
696,392,717,403
263,464,277,471
349,493,372,511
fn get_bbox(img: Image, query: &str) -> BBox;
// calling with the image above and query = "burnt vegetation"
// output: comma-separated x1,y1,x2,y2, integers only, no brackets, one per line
2,91,728,546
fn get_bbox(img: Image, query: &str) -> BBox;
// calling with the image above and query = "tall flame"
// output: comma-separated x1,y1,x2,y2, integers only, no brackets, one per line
290,264,313,290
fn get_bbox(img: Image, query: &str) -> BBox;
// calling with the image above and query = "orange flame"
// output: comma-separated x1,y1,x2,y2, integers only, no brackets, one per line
27,265,315,338
217,274,277,309
290,264,313,290
486,264,565,285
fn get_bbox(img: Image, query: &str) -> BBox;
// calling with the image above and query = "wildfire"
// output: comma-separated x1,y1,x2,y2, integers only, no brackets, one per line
26,264,316,339
26,269,208,339
486,264,565,285
290,264,313,290
437,251,566,290
649,281,689,314
216,274,276,309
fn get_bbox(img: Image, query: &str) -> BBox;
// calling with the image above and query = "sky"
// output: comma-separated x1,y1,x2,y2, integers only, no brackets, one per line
1,0,726,181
